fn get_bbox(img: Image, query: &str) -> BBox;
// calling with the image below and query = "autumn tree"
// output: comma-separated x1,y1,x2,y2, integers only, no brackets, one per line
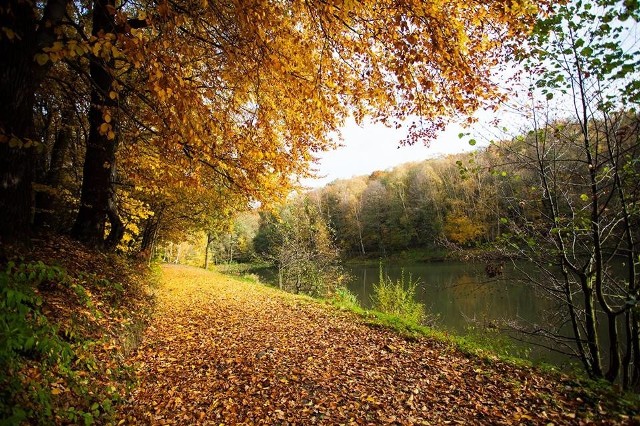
321,177,369,255
254,196,343,297
443,212,486,246
204,212,260,267
1,0,551,248
0,0,68,239
30,64,88,233
403,162,445,247
70,0,123,246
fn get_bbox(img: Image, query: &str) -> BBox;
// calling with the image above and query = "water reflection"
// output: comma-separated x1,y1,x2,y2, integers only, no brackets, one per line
346,263,547,330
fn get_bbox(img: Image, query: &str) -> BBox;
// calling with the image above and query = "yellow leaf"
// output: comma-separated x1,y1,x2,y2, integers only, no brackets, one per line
34,53,49,66
104,113,112,123
109,91,118,100
8,137,22,148
50,41,64,52
99,122,110,134
107,130,116,140
2,27,17,40
51,388,62,395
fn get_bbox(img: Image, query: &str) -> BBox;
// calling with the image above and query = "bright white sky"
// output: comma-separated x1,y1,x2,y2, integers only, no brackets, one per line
299,2,640,190
301,116,490,188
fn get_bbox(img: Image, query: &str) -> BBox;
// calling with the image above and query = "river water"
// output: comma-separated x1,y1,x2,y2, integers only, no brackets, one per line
343,262,572,363
345,262,545,329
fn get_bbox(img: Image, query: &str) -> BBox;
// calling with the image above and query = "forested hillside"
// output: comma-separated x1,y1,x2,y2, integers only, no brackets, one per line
253,111,640,260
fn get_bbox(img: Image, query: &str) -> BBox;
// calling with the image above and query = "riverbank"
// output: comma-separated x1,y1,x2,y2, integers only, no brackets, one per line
342,245,508,266
121,265,638,424
239,259,567,367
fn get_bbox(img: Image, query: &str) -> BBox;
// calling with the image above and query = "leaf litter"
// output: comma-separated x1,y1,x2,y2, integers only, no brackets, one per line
120,265,637,425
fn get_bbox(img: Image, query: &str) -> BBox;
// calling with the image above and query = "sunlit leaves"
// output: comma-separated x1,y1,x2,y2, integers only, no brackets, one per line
106,0,549,212
524,0,640,105
3,0,551,245
122,265,626,424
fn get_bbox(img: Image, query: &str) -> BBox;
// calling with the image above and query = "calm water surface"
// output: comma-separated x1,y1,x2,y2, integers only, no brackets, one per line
345,262,570,363
346,262,552,331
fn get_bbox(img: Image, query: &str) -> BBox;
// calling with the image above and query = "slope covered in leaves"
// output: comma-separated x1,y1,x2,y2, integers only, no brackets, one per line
121,265,636,425
1,236,155,424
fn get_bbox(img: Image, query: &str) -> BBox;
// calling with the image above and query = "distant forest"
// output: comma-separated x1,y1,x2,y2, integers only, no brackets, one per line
193,113,640,266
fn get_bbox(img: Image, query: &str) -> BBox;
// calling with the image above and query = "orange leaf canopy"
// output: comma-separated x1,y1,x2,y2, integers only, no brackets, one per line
117,0,548,202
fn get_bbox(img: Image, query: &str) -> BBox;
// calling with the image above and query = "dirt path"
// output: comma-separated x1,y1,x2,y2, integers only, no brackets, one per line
119,265,626,425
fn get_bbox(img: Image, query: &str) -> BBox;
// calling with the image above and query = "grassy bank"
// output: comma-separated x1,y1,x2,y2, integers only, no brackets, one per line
214,267,640,415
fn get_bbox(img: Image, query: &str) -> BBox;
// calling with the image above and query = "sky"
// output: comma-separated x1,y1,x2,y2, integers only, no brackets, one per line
301,116,491,189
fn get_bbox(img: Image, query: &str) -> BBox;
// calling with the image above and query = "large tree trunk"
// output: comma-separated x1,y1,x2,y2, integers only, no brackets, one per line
0,0,68,241
34,108,72,229
71,0,123,249
204,232,214,270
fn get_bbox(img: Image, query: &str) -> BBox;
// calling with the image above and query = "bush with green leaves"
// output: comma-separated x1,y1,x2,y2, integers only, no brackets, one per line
0,261,129,425
331,286,361,311
0,261,73,424
371,264,425,326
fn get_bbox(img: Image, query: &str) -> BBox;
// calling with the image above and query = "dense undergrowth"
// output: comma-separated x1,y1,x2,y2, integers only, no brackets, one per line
0,235,155,425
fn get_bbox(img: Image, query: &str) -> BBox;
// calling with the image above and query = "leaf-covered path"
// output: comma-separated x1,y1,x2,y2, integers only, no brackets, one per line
120,265,625,425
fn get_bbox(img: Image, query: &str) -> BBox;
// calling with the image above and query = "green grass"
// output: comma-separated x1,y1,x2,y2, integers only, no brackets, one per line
330,286,362,312
371,265,425,326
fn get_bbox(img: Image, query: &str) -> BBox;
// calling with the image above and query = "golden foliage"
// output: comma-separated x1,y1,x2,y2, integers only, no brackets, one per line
111,0,548,206
444,212,486,245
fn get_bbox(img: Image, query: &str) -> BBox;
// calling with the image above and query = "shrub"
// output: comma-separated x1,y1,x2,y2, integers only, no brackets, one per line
0,261,139,425
0,261,73,424
371,264,425,326
331,286,361,311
